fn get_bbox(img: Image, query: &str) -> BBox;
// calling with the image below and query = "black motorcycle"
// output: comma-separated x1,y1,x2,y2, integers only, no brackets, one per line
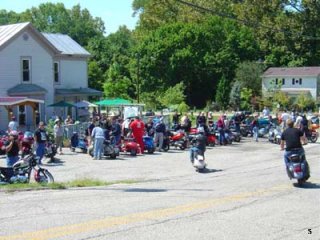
0,153,54,184
45,140,57,162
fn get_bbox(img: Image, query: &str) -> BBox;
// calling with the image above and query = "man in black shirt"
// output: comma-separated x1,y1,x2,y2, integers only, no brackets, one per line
4,131,20,167
34,122,48,164
280,119,310,178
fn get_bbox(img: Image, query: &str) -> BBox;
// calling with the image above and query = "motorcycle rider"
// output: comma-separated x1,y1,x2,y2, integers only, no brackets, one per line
280,118,310,180
190,127,206,164
3,130,20,167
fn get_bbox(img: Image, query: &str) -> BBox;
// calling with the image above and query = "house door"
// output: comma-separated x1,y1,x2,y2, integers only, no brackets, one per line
18,105,26,126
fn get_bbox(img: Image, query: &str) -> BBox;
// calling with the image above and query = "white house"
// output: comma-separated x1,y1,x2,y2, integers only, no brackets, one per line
261,67,320,102
0,22,102,131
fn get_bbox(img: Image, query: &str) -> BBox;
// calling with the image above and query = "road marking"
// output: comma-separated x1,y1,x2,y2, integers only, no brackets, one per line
0,184,295,240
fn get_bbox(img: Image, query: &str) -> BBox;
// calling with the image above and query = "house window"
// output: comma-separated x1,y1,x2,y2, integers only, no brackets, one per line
22,58,31,82
54,62,60,83
275,78,278,85
299,78,302,85
282,78,285,85
292,78,295,85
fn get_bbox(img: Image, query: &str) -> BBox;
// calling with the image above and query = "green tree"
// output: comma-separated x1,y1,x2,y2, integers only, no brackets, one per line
273,91,290,110
294,94,315,111
229,81,243,110
159,82,186,107
234,61,265,96
240,87,253,111
215,76,230,110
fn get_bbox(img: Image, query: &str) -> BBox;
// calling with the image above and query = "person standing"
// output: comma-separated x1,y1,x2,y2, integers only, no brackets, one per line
53,119,64,155
34,122,48,164
251,115,259,142
216,115,225,145
154,120,166,151
3,131,20,167
111,117,122,145
8,116,19,133
129,116,145,153
91,123,105,160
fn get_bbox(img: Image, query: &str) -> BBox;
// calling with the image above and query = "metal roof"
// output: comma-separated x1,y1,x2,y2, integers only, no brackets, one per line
42,33,90,57
262,67,320,77
0,97,44,106
8,84,47,96
55,87,102,96
0,22,30,47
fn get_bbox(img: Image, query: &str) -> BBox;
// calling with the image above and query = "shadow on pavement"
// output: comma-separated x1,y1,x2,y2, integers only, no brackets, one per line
124,188,167,193
197,168,223,174
294,181,320,189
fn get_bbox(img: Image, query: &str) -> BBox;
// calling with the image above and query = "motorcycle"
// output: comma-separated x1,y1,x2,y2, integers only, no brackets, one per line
120,137,141,156
240,124,252,137
89,137,120,159
285,150,310,186
143,136,155,154
189,128,216,147
44,140,57,162
307,129,318,143
0,132,8,155
191,145,207,172
268,125,282,144
21,131,34,157
71,132,88,153
169,130,188,150
0,153,54,184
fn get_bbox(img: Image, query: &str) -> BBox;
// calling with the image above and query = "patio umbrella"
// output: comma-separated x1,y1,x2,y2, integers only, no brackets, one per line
48,100,75,108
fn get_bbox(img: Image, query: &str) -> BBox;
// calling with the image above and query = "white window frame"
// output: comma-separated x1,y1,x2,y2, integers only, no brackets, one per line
17,105,27,125
21,57,31,83
54,61,60,84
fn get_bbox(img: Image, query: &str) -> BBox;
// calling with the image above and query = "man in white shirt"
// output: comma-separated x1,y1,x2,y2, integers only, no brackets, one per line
8,116,19,133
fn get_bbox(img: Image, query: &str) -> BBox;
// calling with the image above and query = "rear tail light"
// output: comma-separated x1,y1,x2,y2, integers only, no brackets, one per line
294,166,302,172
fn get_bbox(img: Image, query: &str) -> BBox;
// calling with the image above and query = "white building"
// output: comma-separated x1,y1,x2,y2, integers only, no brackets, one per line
0,22,101,131
261,67,320,101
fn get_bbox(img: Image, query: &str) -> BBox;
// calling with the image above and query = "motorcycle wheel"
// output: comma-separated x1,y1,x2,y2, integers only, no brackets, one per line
89,149,94,157
297,179,305,186
110,153,117,159
130,149,137,156
147,148,155,154
179,145,186,150
209,142,215,147
309,136,317,143
36,169,54,184
163,144,170,152
82,148,88,153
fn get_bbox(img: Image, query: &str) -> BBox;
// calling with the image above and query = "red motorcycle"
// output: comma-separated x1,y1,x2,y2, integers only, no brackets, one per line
120,137,141,156
169,130,188,150
189,127,216,147
21,131,34,157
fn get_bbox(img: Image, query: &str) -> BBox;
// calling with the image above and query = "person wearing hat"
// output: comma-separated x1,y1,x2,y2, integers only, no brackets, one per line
54,119,64,155
3,131,20,167
8,116,19,133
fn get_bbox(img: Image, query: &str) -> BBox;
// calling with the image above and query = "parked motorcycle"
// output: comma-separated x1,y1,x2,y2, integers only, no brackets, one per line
21,131,34,157
120,137,141,156
285,150,310,186
307,129,318,143
89,137,120,159
268,125,282,144
71,132,88,153
0,153,54,184
143,136,155,154
45,140,57,162
169,130,188,150
240,124,252,137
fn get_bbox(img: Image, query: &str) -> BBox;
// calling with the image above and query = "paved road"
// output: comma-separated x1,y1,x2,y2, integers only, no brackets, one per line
0,138,319,240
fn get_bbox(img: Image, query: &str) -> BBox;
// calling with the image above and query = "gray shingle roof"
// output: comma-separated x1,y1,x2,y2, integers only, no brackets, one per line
8,84,47,96
42,33,90,57
55,87,102,96
262,67,320,77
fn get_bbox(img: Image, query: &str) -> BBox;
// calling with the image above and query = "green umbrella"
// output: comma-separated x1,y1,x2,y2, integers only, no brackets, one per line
48,100,75,107
95,98,131,106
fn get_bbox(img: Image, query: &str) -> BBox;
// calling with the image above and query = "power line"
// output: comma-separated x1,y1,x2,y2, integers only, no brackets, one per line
175,0,320,41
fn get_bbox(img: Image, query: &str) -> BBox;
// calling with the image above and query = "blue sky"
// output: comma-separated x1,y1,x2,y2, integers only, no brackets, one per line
0,0,139,34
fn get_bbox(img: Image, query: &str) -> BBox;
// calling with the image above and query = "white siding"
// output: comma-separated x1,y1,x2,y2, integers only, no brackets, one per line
262,76,318,99
0,29,55,123
58,59,88,88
